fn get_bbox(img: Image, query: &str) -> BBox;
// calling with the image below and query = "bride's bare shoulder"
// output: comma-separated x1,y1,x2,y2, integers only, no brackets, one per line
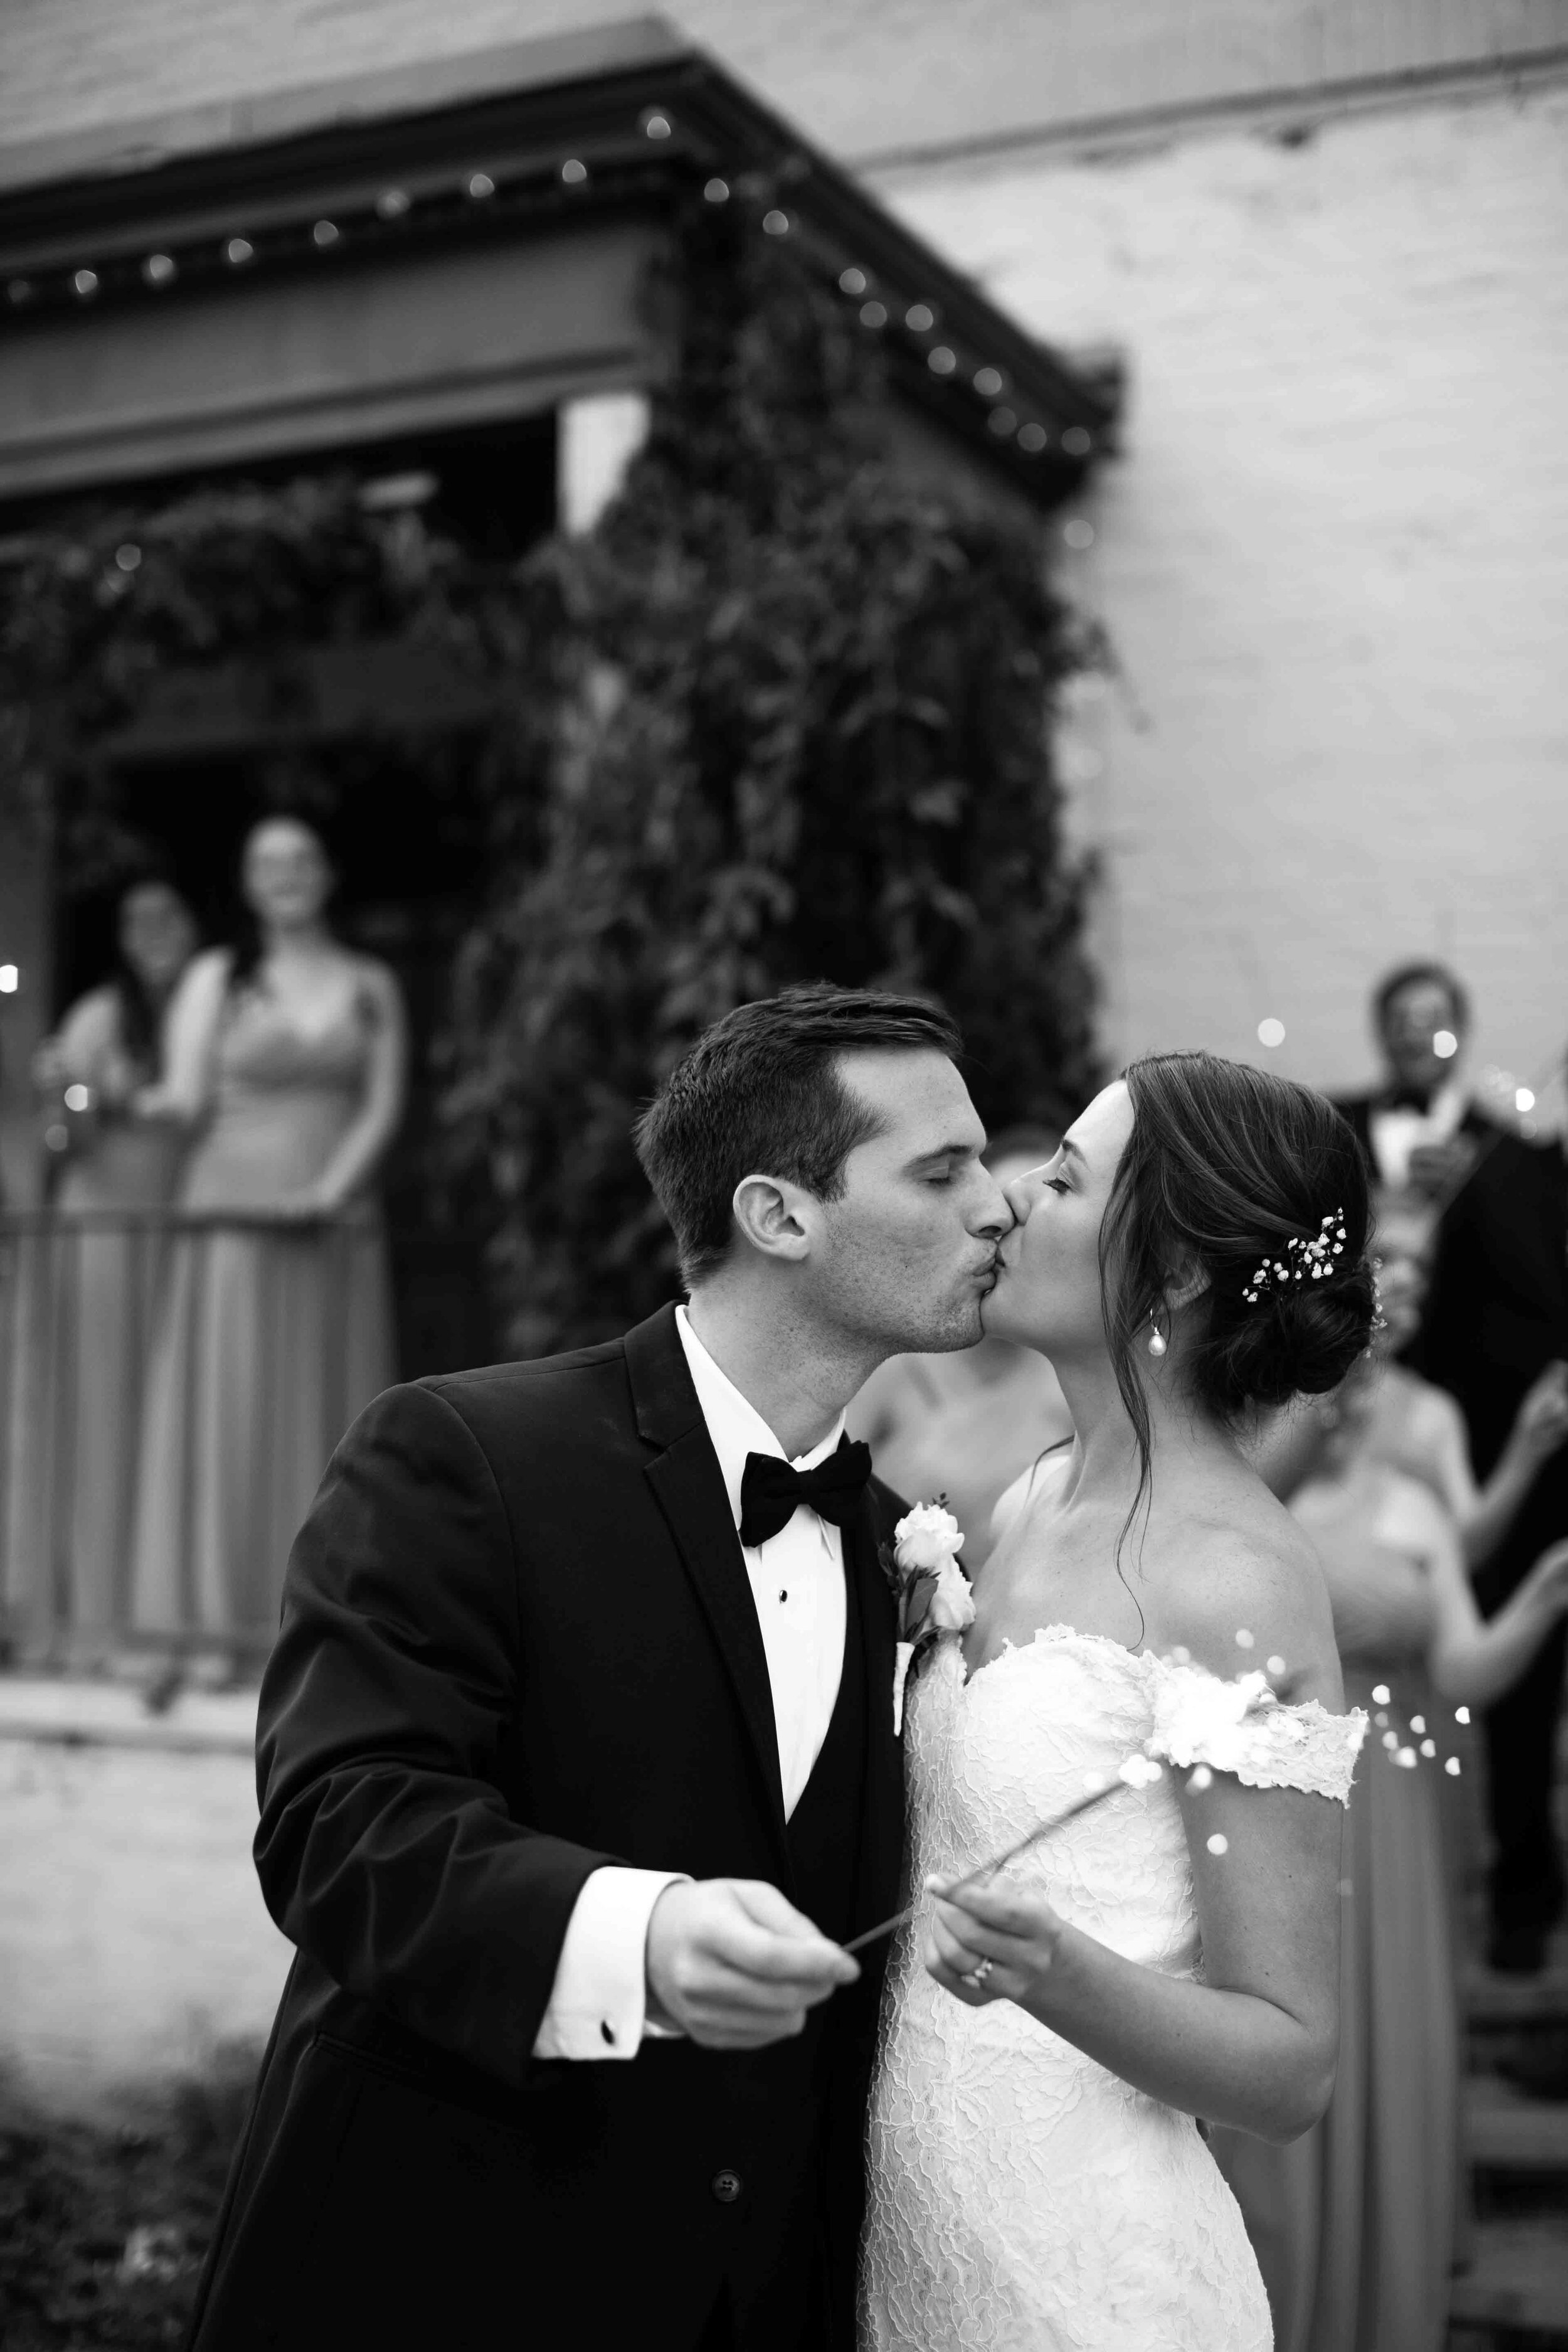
1150,1496,1342,1709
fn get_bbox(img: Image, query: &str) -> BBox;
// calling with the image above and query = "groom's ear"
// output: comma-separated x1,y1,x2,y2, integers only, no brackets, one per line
731,1172,817,1263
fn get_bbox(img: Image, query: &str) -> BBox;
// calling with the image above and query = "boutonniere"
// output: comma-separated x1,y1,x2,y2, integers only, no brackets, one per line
881,1499,974,1734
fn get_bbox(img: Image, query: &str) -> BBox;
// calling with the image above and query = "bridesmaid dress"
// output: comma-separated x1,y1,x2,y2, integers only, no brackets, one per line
1211,1464,1460,2352
1,986,186,1663
129,978,395,1656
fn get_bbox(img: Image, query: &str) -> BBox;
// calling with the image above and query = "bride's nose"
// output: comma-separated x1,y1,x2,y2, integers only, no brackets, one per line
1004,1170,1043,1224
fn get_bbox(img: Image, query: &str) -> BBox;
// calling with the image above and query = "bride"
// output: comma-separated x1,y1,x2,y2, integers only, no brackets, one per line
860,1051,1376,2350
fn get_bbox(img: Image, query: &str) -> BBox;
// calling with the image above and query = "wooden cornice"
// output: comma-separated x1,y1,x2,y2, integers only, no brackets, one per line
0,16,1119,511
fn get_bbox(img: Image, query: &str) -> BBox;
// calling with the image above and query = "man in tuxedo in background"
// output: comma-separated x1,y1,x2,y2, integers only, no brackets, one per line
1333,960,1491,1228
1338,965,1568,1972
1416,1056,1568,1973
188,983,1012,2351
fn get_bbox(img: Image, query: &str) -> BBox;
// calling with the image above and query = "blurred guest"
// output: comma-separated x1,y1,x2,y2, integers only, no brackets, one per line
129,817,405,1673
1355,1225,1568,1567
1333,963,1490,1235
1217,1350,1568,2352
36,876,199,1216
847,1125,1073,1564
1414,1055,1568,1971
1,877,199,1662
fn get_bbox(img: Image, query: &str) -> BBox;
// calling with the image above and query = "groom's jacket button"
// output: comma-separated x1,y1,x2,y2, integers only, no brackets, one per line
711,2169,744,2204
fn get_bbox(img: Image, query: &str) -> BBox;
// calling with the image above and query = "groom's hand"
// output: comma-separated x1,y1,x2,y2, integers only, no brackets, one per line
645,1879,860,2050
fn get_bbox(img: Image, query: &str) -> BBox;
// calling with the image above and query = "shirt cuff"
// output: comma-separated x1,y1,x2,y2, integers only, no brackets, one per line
531,1865,688,2060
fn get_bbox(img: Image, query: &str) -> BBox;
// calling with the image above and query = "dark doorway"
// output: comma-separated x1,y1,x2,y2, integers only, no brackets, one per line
38,406,560,1379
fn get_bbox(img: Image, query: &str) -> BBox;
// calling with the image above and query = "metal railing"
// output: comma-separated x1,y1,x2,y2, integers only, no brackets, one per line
0,1208,389,1670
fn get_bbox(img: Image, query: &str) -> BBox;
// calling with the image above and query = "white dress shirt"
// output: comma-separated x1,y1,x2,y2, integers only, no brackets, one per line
1368,1077,1467,1193
531,1305,849,2060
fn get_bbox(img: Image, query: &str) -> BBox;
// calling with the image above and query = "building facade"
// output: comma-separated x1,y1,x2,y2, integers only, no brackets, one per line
4,0,1565,1102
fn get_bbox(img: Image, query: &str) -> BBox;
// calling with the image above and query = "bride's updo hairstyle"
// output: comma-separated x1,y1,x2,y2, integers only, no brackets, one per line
1099,1051,1375,1496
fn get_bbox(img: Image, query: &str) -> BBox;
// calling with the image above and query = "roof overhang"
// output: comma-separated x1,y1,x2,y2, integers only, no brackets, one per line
0,15,1120,510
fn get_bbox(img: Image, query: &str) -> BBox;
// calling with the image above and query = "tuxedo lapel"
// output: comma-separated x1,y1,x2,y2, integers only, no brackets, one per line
625,1308,792,1875
843,1489,904,1934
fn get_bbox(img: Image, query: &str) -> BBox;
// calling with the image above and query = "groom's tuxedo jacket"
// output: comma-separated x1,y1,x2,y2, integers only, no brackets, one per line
188,1305,905,2352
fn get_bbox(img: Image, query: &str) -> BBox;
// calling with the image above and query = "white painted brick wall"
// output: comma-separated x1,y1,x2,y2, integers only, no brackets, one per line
0,1700,290,2114
6,0,1567,156
3,8,1564,1101
873,88,1568,1094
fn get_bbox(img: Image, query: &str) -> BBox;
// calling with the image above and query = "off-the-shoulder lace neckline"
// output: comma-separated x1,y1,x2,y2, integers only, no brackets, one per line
960,1621,1148,1691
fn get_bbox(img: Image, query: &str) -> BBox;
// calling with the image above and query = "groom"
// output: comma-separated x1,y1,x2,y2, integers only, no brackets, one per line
188,983,1012,2352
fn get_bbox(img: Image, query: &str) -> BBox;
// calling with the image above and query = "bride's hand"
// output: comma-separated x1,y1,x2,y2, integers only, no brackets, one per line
923,1872,1068,2007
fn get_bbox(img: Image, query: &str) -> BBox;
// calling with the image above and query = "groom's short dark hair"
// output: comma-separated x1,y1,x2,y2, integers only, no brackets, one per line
634,982,963,1285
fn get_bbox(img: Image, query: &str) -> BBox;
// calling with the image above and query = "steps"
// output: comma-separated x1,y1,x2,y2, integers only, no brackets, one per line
1451,1943,1568,2347
1451,2222,1568,2336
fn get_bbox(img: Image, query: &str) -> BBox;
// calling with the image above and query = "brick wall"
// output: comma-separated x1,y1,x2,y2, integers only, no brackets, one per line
872,85,1568,1093
6,0,1566,156
4,5,1564,1100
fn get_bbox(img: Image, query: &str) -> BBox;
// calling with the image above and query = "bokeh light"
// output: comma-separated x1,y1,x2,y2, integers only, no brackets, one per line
1257,1018,1286,1049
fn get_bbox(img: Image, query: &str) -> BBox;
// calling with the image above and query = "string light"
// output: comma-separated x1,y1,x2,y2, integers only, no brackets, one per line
702,176,728,203
1187,1765,1214,1791
973,366,1004,397
1018,422,1047,453
7,278,34,305
904,302,935,332
0,965,18,993
1266,1654,1286,1677
1372,1684,1392,1704
225,237,254,266
928,346,956,374
1433,1029,1459,1058
859,300,887,329
375,190,410,219
641,110,672,139
1063,518,1095,549
312,221,339,248
1444,1757,1462,1776
142,253,176,287
762,209,790,236
1207,1833,1229,1855
114,544,140,572
1454,1705,1470,1725
1258,1018,1286,1049
561,159,588,185
839,267,868,295
1234,1628,1255,1650
465,174,495,201
1516,1087,1536,1113
72,268,98,299
988,407,1017,437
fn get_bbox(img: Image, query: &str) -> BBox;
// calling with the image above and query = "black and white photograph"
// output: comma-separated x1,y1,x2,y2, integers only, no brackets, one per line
1,4,1565,2348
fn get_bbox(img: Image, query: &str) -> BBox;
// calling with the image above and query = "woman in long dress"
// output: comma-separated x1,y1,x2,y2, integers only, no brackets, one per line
129,817,405,1671
861,1052,1375,2351
1213,1289,1568,2352
1,878,198,1661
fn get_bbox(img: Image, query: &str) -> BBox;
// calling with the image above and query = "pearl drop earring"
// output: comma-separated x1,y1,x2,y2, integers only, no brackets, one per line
1147,1310,1168,1359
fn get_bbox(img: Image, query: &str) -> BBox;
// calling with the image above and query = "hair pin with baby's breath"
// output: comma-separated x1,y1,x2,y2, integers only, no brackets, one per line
1242,1209,1347,1305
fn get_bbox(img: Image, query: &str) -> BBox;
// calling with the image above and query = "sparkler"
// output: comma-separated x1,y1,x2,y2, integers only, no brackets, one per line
842,1753,1165,1956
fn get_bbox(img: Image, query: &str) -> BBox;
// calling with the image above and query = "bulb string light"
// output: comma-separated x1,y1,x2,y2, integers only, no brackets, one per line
0,119,1106,468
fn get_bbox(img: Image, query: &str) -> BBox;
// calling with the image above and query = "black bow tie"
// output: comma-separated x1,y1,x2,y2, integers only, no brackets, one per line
738,1438,872,1549
1383,1087,1436,1115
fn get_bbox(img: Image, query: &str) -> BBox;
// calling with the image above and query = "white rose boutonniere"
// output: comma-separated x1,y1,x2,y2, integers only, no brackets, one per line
882,1498,973,1734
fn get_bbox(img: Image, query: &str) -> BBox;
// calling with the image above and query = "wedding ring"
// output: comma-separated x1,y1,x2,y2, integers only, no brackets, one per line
962,1957,993,1989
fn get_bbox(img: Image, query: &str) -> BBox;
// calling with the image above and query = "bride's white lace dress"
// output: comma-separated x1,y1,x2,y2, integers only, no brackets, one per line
860,1621,1364,2350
